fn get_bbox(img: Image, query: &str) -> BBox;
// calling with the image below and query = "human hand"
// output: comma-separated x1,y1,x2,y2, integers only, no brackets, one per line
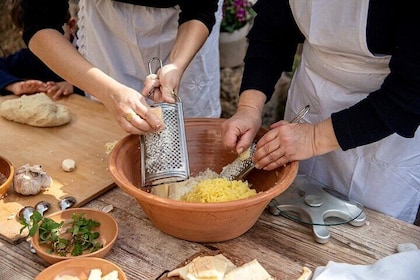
221,106,263,155
254,116,341,170
102,84,164,135
45,81,74,100
141,63,182,103
5,80,48,96
253,121,316,170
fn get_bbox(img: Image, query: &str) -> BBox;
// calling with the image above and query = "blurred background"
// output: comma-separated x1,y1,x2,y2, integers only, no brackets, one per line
0,0,293,128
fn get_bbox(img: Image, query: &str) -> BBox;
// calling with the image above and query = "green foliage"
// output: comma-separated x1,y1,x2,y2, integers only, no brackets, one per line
20,211,103,256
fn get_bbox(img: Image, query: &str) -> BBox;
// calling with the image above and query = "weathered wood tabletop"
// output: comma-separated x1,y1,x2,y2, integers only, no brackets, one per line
1,183,419,280
0,94,126,243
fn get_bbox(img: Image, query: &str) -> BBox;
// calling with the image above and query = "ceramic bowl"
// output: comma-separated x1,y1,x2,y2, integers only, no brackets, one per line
31,208,119,264
109,118,298,242
0,155,14,198
35,257,127,280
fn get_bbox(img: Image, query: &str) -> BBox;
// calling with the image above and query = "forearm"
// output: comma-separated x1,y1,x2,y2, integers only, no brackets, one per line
314,118,340,156
169,20,209,72
237,90,267,116
28,29,122,101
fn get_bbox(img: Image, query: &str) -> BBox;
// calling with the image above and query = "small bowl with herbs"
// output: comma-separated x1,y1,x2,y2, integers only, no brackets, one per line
0,155,14,199
25,208,118,264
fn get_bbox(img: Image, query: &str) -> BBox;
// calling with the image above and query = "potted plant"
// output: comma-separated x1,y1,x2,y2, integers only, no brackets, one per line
221,0,255,34
219,0,255,68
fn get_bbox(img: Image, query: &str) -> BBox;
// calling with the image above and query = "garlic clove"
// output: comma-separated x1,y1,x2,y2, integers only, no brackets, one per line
62,159,76,172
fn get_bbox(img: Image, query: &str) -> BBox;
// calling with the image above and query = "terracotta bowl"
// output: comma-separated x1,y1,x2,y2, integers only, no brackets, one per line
31,208,119,264
35,257,127,280
0,155,14,198
109,118,298,242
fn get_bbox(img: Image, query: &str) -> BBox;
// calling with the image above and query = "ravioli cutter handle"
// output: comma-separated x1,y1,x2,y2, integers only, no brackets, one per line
290,105,310,123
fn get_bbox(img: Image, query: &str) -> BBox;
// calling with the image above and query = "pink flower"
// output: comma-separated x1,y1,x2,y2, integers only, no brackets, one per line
221,0,255,33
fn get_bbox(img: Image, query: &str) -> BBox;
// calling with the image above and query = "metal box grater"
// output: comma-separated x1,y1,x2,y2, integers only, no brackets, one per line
140,102,190,187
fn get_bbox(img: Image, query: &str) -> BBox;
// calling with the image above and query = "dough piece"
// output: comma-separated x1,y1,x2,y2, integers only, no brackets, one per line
62,159,76,172
167,254,235,280
150,106,163,121
101,270,119,280
224,259,273,280
0,93,71,127
239,146,251,161
297,267,312,280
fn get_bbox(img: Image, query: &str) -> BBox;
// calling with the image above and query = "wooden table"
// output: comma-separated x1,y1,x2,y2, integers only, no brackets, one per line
0,94,126,243
1,183,419,280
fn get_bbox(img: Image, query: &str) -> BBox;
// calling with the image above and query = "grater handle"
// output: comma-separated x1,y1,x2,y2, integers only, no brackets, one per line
148,57,163,75
147,57,182,103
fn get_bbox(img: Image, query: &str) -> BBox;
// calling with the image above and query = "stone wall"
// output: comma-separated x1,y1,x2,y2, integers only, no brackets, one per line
0,1,25,56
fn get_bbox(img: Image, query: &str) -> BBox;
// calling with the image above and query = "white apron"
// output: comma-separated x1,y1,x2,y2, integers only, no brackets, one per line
77,0,222,118
285,0,420,223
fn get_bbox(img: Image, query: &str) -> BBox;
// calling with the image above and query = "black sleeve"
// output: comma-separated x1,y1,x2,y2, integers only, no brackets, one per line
21,0,69,46
332,3,420,150
240,0,304,101
178,0,218,34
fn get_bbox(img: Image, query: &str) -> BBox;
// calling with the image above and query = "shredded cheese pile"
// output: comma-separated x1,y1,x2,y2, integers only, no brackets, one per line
180,177,256,203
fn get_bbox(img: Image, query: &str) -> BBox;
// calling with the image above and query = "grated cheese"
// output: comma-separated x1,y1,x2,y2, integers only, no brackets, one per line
181,177,256,203
105,141,118,155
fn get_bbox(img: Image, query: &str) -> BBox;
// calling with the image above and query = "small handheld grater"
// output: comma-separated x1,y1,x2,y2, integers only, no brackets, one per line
220,105,310,181
140,57,190,187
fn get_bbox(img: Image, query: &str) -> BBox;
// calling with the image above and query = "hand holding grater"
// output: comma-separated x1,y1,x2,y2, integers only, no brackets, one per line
140,57,190,187
220,105,310,181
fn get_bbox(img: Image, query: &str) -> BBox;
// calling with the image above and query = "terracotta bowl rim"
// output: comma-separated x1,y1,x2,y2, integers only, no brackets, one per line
0,155,14,194
31,208,119,263
35,257,127,280
109,129,299,210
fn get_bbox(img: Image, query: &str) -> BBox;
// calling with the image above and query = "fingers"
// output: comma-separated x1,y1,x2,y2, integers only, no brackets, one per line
221,114,260,155
121,105,163,135
161,87,177,103
254,136,287,170
123,111,136,122
14,80,48,95
143,74,159,99
253,123,315,170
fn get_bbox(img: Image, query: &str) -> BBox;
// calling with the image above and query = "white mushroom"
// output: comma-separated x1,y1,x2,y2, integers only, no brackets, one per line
13,164,52,195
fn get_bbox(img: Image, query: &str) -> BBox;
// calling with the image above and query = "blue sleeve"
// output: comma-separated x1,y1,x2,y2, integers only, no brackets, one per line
0,52,26,95
0,48,67,95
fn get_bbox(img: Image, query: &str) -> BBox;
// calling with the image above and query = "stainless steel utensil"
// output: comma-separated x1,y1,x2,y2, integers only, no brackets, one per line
140,57,190,187
220,105,310,181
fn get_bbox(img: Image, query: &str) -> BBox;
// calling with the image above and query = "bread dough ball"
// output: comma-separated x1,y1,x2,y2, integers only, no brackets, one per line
0,93,71,127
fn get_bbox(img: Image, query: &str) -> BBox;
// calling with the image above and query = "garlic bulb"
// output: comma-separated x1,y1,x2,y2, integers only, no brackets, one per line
13,164,52,195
